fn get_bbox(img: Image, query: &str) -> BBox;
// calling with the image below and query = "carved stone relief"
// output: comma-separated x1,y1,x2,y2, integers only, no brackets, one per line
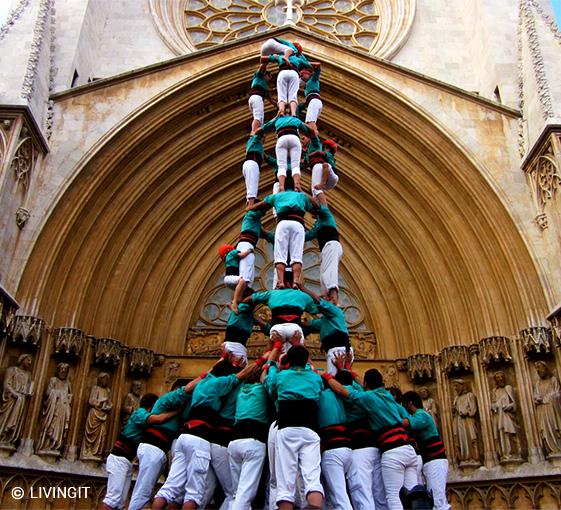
52,327,85,356
407,353,435,380
10,128,38,190
521,326,551,354
164,361,181,387
94,338,122,367
419,385,439,429
80,372,112,462
15,207,30,229
479,336,512,366
0,354,33,449
533,360,561,458
7,315,44,347
36,362,72,457
440,345,471,374
121,380,142,425
451,378,481,467
129,348,156,376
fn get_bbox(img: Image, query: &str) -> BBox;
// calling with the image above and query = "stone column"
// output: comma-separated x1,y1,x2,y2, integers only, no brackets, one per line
469,344,497,468
515,341,543,463
64,332,92,461
434,355,455,467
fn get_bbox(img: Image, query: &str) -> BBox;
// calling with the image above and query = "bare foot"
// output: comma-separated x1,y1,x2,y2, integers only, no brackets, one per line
275,281,285,289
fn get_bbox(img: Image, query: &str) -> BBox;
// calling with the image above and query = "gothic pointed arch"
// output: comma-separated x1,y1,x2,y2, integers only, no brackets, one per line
15,30,548,358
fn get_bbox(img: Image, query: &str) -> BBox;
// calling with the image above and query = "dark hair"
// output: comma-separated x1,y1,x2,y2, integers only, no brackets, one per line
139,393,159,409
171,378,192,391
211,358,238,377
403,390,423,410
363,369,384,390
284,345,309,368
388,386,403,404
243,286,255,299
335,370,353,386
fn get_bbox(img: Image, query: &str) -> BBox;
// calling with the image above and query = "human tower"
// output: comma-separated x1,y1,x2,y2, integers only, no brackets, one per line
101,37,451,510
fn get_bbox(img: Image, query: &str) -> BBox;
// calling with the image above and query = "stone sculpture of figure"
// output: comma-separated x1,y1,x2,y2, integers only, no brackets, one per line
490,371,521,461
0,354,33,446
451,379,480,465
81,372,113,460
37,362,72,454
533,361,561,457
121,379,142,425
419,386,439,427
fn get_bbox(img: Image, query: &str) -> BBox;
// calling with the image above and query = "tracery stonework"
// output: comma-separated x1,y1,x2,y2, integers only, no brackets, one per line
149,0,414,57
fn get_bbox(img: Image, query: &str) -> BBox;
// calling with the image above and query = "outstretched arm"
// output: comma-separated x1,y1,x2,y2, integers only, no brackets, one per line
325,376,351,398
147,408,182,425
247,201,272,212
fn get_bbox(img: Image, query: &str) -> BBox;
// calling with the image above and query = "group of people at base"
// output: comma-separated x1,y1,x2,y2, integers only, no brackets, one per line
101,37,451,510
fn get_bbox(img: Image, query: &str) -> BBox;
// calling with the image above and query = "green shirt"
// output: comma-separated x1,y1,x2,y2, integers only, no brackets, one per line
234,383,270,424
250,69,268,93
267,54,310,71
225,250,240,274
191,373,240,412
347,386,403,432
318,387,346,428
227,303,254,334
246,134,264,158
304,66,321,96
150,387,191,435
261,116,311,137
121,408,151,445
252,288,318,315
325,151,337,172
240,209,265,238
310,299,348,339
408,409,439,442
343,381,368,423
305,205,338,241
265,364,323,402
263,190,313,215
219,385,242,421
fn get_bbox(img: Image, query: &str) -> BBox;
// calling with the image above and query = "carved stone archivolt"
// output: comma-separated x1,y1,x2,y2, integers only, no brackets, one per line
440,345,471,374
521,326,551,354
407,353,435,380
7,315,44,347
150,0,415,58
11,127,39,190
52,327,85,356
479,336,512,366
94,338,122,367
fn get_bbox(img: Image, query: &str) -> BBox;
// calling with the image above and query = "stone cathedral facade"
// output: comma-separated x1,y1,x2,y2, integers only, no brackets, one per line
1,0,561,508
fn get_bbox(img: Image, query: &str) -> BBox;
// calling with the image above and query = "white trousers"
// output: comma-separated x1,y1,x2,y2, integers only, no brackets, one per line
155,438,189,504
178,434,212,507
261,39,293,56
267,422,279,510
274,220,304,265
381,445,418,510
270,323,304,348
305,97,323,123
276,426,324,504
320,240,343,293
223,341,248,366
416,454,423,484
422,458,451,510
242,159,260,201
321,447,353,510
326,346,354,376
229,438,267,510
349,447,375,510
248,94,264,123
311,162,339,198
276,134,301,176
277,69,300,104
237,240,255,285
372,447,388,510
128,443,167,510
212,442,235,510
103,454,133,510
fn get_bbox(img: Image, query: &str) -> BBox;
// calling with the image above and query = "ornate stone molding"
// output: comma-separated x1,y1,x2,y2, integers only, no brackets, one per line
479,336,513,366
7,315,44,346
440,345,471,374
149,0,415,58
521,0,555,120
529,0,561,43
406,353,435,381
94,338,122,366
520,326,551,354
518,0,526,158
44,2,56,139
15,207,30,229
164,361,181,386
0,286,18,336
21,0,53,101
129,348,156,375
0,0,31,41
52,327,86,356
11,127,39,190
